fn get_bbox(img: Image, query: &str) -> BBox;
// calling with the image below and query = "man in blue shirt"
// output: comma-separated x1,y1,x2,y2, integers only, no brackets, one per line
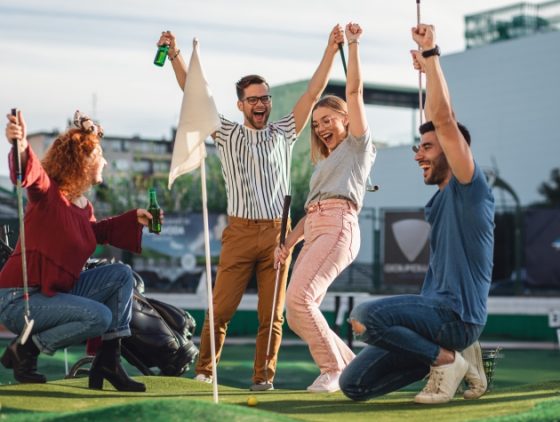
339,23,495,405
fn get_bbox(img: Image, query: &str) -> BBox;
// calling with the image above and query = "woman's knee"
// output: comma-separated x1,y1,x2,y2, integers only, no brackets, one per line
285,293,310,327
113,263,134,286
88,306,112,335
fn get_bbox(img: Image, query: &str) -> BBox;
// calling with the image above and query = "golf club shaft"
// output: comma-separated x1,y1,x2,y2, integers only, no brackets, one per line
417,0,424,125
11,108,31,319
264,195,291,383
338,43,347,76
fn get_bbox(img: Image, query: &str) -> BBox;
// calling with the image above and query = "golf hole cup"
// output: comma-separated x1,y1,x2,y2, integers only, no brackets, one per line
247,396,258,406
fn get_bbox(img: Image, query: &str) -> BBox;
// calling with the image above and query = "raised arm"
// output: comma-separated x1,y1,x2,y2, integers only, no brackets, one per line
345,22,368,138
158,31,188,90
292,25,344,136
5,110,28,172
411,24,474,184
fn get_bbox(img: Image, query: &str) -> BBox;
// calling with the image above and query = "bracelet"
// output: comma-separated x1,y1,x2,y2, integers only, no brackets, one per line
168,49,181,61
348,39,360,45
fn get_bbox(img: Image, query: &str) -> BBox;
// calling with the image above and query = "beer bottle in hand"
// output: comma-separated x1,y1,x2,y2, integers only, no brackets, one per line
154,44,169,67
147,188,162,233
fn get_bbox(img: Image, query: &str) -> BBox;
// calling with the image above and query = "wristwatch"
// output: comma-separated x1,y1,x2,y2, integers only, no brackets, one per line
422,45,441,58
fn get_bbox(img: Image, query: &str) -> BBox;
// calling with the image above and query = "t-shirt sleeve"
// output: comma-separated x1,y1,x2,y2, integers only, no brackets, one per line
346,127,374,153
452,162,492,204
274,113,297,145
213,114,235,146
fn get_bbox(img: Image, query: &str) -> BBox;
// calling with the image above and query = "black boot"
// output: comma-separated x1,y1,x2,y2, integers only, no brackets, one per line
88,338,146,392
0,338,47,383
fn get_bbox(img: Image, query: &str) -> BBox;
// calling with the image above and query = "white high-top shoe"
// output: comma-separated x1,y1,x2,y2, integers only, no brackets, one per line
461,341,488,399
307,371,341,393
414,352,469,404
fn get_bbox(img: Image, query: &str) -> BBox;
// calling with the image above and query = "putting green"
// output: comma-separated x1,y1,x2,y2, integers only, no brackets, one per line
1,376,560,421
1,341,560,421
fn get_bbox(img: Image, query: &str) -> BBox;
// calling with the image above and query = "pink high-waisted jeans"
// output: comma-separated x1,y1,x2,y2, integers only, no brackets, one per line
286,198,359,373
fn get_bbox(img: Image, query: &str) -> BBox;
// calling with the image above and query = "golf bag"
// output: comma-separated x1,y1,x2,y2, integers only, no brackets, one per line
122,287,199,376
85,259,199,376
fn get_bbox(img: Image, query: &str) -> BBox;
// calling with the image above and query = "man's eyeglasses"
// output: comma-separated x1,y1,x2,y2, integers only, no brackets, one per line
242,95,272,105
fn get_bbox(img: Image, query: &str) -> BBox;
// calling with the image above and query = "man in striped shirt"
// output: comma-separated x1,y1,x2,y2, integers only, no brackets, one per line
158,25,344,390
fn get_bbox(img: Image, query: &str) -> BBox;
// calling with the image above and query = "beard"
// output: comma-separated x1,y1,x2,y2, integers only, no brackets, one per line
245,109,270,130
424,154,449,185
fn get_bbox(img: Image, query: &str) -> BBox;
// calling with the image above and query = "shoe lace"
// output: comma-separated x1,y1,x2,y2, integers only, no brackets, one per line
421,367,443,394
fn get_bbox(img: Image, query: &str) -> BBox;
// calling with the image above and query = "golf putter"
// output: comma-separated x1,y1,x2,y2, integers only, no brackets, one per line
339,41,378,193
11,108,34,345
263,195,291,387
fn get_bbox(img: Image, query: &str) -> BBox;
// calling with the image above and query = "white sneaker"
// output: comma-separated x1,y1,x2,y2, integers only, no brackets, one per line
306,371,341,393
250,381,274,391
194,373,212,383
414,352,469,404
461,341,487,399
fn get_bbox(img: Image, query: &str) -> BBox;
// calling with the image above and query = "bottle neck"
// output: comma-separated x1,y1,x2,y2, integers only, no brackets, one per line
149,190,158,206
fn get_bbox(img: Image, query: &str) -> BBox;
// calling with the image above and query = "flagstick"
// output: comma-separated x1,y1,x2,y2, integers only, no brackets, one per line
200,151,219,404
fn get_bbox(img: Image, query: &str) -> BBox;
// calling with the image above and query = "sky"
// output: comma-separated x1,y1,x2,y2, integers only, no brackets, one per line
0,0,521,176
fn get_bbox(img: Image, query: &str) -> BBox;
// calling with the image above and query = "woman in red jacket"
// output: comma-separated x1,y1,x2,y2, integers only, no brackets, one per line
0,110,158,392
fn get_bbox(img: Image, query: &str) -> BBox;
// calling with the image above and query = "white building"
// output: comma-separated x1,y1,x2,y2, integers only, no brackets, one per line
364,28,560,212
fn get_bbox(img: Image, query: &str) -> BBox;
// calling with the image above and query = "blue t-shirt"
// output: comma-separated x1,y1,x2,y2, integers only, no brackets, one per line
421,162,495,325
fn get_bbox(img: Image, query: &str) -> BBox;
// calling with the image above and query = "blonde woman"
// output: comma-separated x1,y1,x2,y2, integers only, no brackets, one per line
275,22,376,393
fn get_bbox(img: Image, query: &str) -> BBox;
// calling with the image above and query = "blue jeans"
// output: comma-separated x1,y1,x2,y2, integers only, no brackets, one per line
339,295,484,401
0,263,134,355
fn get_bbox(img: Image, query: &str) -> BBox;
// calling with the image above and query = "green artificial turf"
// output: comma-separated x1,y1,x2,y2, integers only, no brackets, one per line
1,340,560,421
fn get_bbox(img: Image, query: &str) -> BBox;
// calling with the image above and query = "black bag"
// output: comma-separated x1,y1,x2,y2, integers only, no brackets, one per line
122,288,199,376
84,259,199,377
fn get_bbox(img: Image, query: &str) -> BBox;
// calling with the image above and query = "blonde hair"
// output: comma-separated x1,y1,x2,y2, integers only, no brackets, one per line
310,95,348,164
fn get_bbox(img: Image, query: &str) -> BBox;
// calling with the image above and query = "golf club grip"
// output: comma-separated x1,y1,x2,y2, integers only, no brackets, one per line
11,108,21,178
338,43,347,77
279,195,291,246
11,108,17,142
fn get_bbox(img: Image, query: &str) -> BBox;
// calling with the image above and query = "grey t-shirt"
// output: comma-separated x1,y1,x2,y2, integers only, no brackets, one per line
305,129,376,211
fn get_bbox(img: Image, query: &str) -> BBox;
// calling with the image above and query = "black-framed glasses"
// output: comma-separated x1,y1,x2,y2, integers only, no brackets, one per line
242,95,272,105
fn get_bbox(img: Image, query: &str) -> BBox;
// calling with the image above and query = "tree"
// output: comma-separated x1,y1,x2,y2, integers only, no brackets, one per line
537,168,560,207
92,154,227,216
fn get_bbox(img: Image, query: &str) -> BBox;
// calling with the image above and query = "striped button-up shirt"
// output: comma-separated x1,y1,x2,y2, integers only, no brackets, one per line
214,113,296,219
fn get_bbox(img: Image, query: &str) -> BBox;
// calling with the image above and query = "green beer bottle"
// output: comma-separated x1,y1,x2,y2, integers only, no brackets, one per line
154,44,169,67
147,188,162,234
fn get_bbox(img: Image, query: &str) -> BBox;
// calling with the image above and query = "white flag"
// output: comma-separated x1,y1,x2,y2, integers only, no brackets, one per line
168,38,220,189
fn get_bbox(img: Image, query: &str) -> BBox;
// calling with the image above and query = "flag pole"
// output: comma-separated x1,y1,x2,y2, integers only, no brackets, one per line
200,149,219,404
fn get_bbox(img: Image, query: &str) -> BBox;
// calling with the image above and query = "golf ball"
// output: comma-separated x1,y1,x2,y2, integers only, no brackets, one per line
247,396,258,406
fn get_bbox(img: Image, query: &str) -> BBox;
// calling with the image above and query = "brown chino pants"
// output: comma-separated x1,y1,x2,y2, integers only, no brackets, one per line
195,216,292,384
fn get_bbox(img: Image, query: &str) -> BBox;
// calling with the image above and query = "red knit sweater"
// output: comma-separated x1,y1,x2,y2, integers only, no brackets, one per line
0,147,143,296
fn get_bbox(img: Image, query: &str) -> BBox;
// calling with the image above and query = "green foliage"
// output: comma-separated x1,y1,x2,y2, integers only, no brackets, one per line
537,168,560,208
290,151,312,224
92,155,227,216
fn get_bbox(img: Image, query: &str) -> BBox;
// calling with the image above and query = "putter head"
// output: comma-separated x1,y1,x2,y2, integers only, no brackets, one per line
19,315,34,345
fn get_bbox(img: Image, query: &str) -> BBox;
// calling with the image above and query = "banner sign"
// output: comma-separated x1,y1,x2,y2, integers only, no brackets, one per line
383,210,430,286
525,209,560,287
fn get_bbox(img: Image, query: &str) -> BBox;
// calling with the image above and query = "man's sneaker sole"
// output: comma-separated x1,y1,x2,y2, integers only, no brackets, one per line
250,382,274,391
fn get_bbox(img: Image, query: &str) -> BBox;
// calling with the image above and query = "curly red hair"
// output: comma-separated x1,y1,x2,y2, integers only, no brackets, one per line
41,128,101,200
